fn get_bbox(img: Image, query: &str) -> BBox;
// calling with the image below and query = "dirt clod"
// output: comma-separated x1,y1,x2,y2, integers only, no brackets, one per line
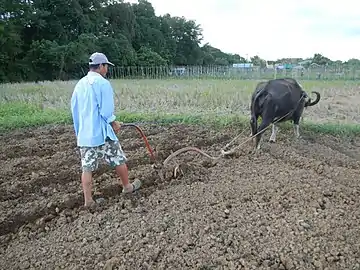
0,124,360,269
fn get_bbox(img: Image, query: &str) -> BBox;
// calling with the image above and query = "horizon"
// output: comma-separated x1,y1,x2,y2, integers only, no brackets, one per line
125,0,360,62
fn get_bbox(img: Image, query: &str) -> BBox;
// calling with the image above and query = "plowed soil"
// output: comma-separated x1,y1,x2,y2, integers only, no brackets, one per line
0,124,359,270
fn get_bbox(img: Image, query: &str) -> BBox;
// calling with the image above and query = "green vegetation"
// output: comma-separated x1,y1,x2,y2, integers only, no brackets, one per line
2,0,243,83
1,79,359,137
2,0,360,83
0,102,243,132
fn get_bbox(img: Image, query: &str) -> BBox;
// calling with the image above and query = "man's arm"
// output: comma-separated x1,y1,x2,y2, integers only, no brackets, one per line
70,91,79,136
97,80,116,124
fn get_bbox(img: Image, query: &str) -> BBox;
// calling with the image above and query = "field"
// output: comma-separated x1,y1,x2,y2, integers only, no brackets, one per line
1,79,360,269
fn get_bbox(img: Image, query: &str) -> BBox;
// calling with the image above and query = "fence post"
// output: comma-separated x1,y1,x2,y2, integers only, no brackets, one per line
105,65,358,80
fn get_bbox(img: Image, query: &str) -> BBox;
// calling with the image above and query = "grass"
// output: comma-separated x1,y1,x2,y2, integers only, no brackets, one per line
0,79,359,136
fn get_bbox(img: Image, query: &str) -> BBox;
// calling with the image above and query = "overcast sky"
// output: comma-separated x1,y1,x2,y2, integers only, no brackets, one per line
125,0,360,61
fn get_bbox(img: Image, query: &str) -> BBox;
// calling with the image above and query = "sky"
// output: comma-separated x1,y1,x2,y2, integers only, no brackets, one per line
125,0,360,61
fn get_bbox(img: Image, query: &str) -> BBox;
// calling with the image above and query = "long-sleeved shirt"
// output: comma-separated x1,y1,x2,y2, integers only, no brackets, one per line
71,71,118,147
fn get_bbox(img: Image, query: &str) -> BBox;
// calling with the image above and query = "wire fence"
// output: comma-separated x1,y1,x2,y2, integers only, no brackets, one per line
76,65,360,81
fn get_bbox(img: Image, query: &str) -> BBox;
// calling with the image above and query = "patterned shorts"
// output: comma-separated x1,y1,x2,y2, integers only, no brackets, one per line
79,139,127,172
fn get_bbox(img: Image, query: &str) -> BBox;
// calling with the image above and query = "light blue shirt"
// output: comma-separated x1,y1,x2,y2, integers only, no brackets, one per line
71,71,118,147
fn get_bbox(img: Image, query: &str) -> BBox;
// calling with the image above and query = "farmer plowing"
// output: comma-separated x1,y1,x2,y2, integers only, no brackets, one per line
70,52,322,208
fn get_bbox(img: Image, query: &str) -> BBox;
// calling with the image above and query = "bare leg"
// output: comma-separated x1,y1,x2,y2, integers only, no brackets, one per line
115,163,141,193
294,124,300,138
115,163,130,187
81,171,95,207
269,124,278,142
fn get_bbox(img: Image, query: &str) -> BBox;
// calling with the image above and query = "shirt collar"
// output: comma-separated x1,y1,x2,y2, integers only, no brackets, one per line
87,71,103,77
86,71,104,85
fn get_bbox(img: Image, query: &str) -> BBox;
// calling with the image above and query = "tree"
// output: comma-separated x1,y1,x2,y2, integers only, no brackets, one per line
312,53,331,66
0,0,357,82
250,55,266,68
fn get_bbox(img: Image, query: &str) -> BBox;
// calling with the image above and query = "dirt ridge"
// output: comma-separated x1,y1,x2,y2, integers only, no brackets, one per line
0,124,359,270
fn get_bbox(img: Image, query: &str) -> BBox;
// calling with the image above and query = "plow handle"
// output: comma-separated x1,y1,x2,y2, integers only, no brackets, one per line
120,123,157,163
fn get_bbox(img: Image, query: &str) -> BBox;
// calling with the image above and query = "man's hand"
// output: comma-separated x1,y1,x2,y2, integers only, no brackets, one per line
111,121,122,133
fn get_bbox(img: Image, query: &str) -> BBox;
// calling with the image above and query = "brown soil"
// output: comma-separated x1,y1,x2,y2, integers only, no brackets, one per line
0,123,359,270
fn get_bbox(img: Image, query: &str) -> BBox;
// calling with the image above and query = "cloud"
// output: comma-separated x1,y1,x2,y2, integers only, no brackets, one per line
295,1,360,38
126,0,360,61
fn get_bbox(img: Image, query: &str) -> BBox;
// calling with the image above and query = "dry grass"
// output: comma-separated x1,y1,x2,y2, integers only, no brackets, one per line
0,79,359,133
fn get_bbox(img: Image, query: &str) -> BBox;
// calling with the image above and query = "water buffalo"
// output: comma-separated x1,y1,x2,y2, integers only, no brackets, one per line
250,78,320,149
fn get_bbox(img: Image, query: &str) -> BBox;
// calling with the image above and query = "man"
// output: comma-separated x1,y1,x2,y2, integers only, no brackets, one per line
71,52,141,207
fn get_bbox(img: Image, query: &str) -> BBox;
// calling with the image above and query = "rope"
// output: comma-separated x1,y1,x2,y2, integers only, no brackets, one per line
115,85,306,169
163,95,306,166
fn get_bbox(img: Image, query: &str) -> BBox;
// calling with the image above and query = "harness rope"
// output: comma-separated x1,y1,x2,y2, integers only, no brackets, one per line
114,85,306,170
163,96,305,166
120,95,305,169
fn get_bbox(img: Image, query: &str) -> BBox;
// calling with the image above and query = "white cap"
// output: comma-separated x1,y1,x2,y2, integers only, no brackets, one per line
89,52,114,66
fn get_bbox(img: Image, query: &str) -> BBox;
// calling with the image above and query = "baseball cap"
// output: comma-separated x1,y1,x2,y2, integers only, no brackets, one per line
88,52,115,66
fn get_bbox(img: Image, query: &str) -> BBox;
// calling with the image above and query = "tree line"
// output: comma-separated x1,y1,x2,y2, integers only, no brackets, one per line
1,0,360,83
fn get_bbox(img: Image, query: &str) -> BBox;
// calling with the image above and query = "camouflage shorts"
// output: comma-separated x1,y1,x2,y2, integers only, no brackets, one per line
79,139,127,172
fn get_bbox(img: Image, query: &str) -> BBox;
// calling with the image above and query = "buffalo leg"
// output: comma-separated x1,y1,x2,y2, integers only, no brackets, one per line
250,113,259,140
255,118,272,150
292,104,305,139
269,124,278,142
250,114,258,137
255,98,275,149
294,125,300,137
293,116,302,138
